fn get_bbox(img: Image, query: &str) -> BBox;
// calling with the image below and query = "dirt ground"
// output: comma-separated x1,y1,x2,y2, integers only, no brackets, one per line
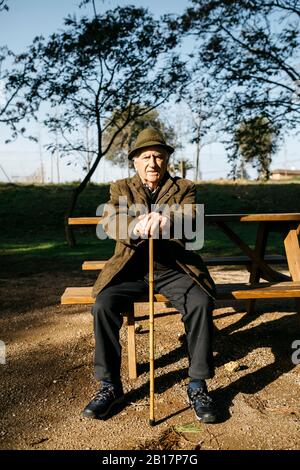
0,267,299,450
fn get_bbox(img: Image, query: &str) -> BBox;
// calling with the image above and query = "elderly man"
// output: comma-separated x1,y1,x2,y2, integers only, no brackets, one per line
82,128,217,423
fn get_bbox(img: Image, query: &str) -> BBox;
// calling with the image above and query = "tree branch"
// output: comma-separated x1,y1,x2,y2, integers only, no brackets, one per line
220,25,300,82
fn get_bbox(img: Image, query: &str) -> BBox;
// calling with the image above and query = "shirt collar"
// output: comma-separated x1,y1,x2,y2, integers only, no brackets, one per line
139,171,169,194
143,183,160,194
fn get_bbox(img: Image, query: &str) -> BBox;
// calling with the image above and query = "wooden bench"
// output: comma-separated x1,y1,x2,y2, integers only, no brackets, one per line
81,255,286,271
61,282,300,379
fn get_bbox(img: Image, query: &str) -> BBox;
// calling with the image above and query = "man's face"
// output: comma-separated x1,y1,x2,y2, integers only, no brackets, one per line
133,146,169,188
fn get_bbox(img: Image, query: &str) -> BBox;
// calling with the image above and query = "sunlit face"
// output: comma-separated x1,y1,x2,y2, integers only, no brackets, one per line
133,146,169,189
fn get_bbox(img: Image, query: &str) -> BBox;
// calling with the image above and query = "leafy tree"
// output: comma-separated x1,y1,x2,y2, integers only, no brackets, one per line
5,6,187,244
104,107,176,177
179,0,300,172
181,0,300,127
233,115,279,180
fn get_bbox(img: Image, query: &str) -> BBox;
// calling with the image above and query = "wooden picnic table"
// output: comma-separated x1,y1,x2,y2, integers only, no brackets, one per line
69,213,300,280
205,213,300,314
69,212,300,314
206,213,300,281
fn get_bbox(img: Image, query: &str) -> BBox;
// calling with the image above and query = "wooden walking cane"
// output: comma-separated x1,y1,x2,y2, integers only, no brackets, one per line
149,237,155,426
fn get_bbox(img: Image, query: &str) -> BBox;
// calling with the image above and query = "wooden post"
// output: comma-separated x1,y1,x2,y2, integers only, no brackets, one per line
127,310,137,380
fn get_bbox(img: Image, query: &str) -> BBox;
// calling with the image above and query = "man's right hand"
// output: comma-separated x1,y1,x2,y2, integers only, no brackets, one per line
133,213,171,238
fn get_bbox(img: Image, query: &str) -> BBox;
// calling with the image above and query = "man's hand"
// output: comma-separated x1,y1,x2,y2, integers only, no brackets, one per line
133,212,171,238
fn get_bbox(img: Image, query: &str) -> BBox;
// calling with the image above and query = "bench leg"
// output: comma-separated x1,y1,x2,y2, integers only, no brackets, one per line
283,224,300,281
283,224,300,323
126,310,137,380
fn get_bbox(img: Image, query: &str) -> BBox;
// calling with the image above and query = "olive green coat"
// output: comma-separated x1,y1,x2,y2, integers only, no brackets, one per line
92,173,216,299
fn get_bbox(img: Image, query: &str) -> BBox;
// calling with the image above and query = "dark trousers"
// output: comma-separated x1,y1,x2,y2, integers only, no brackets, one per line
92,267,215,383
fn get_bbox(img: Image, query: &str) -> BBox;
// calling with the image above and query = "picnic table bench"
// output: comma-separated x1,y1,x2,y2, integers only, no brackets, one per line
61,282,300,380
66,213,300,312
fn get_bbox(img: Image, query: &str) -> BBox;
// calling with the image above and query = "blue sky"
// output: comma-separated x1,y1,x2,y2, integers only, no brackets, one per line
1,0,187,51
0,0,299,183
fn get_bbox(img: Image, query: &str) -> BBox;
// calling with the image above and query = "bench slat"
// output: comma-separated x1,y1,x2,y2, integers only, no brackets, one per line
61,282,300,305
82,254,286,271
217,282,300,299
61,287,167,304
82,261,107,270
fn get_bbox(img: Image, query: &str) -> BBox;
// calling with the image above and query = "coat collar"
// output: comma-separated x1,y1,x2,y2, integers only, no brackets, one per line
129,171,179,205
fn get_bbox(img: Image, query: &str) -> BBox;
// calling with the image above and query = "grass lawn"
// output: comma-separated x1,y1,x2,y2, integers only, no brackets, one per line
1,179,299,277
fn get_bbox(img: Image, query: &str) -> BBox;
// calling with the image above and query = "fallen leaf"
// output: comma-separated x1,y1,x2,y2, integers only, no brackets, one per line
174,423,203,433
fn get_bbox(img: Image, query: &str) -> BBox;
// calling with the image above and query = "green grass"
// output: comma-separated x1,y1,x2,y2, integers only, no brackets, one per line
0,180,299,277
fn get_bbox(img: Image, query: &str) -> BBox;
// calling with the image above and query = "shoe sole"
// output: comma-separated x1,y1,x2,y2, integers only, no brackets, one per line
82,395,124,420
195,413,217,424
187,399,218,424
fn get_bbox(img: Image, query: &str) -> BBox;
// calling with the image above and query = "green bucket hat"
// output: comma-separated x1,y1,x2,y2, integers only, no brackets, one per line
128,127,174,160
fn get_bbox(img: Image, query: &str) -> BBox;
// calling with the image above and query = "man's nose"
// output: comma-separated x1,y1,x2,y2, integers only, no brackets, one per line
149,156,158,166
